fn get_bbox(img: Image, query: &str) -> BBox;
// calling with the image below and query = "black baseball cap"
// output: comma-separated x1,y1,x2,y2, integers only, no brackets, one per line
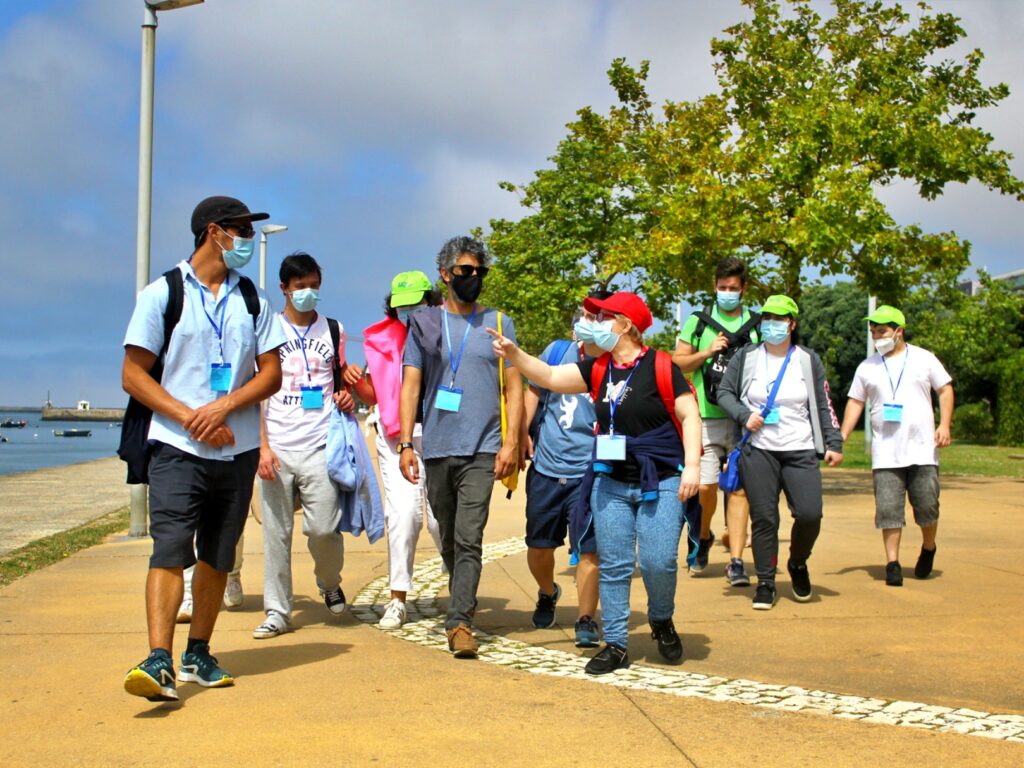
190,196,269,237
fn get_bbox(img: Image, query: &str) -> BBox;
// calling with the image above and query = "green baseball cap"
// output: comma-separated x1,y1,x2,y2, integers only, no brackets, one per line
865,305,905,327
389,271,433,308
760,294,799,317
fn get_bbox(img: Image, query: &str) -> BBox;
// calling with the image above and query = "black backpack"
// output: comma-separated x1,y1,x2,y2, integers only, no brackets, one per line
118,268,260,484
692,307,761,406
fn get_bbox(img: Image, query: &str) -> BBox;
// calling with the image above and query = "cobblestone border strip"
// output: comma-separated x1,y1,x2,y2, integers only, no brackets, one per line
350,537,1024,743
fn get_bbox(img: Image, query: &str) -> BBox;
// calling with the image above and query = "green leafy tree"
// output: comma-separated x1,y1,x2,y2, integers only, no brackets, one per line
484,1,1023,349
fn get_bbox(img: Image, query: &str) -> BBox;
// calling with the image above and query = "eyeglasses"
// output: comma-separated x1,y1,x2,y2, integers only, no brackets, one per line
220,221,255,238
596,311,619,323
450,264,489,278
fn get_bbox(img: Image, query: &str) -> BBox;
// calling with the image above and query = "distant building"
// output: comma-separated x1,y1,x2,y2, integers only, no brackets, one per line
958,268,1023,296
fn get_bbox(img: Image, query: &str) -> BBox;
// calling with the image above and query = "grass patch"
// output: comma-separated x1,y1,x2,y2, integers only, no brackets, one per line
0,507,130,588
841,431,1024,479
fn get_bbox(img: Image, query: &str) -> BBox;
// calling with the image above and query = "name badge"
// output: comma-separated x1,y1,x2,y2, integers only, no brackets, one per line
435,385,464,412
883,403,904,423
763,406,781,425
595,434,627,461
301,385,324,410
210,363,232,392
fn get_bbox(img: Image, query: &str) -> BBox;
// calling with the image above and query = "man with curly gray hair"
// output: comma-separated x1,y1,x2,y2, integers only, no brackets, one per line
399,235,522,659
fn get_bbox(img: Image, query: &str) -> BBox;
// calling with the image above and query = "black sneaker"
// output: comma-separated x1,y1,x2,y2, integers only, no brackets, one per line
584,643,630,675
885,561,903,587
752,582,776,611
690,532,716,575
532,583,561,629
787,559,813,602
649,618,683,663
915,546,936,579
322,586,347,615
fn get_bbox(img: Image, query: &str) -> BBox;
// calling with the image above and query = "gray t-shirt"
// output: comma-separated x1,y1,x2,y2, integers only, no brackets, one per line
531,341,596,479
402,306,516,460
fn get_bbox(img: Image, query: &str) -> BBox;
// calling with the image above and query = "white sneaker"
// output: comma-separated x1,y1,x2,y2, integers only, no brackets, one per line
223,573,243,609
252,617,290,639
378,598,407,630
176,596,192,624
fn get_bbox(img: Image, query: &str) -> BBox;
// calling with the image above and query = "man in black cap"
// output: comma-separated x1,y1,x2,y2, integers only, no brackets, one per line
121,195,286,702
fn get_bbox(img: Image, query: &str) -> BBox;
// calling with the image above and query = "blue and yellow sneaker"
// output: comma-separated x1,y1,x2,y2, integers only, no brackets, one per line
124,650,178,701
179,642,234,688
574,616,600,648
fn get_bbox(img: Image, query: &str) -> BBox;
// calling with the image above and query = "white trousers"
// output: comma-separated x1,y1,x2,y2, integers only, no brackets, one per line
375,427,442,592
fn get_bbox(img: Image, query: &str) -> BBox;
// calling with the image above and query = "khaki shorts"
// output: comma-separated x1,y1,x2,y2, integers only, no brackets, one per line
700,418,741,486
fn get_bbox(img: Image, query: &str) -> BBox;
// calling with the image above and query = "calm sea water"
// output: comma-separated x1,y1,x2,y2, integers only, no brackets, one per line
0,412,122,476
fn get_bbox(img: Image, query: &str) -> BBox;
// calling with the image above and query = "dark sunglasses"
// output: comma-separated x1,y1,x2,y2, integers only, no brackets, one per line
450,264,489,278
220,221,255,238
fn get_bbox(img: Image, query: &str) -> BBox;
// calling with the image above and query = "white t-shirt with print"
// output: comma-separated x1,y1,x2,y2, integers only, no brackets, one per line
264,313,343,452
848,344,951,470
747,348,814,452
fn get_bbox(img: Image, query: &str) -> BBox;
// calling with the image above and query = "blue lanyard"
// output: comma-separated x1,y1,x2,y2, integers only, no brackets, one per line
881,348,909,400
442,305,477,386
199,278,230,359
762,346,788,393
284,315,316,382
607,352,644,435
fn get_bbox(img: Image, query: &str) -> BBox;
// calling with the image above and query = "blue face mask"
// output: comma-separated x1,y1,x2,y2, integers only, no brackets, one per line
717,291,741,311
592,320,622,352
396,306,418,325
760,319,791,345
573,318,598,344
290,288,319,312
219,228,256,270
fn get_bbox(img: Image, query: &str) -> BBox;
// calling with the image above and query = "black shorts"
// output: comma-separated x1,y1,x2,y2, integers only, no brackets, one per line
524,464,597,553
147,442,258,572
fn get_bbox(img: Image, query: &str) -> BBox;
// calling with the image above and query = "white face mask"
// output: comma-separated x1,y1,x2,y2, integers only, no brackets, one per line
874,336,897,355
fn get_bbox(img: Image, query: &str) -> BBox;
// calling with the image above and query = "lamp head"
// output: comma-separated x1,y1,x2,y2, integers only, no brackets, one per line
261,224,289,236
146,1,204,10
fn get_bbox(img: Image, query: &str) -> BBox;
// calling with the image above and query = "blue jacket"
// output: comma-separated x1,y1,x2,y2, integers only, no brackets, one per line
569,421,702,566
327,408,385,544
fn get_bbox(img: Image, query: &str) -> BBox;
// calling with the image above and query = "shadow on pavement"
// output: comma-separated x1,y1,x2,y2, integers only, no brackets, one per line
216,641,351,678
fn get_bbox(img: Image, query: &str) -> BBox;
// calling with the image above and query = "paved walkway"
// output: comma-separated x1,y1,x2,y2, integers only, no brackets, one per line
1,455,1022,766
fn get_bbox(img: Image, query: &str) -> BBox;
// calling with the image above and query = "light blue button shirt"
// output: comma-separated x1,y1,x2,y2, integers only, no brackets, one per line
123,260,287,460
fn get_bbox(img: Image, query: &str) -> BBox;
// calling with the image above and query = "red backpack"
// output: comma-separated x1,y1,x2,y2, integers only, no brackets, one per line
588,349,689,442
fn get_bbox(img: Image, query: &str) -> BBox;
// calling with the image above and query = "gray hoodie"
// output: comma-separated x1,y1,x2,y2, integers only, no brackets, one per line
717,343,843,458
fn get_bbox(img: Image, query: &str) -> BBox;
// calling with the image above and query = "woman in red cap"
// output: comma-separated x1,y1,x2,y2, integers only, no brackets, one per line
490,291,701,675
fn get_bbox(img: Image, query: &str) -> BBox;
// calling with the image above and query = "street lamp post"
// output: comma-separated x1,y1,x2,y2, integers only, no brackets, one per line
259,224,289,290
865,294,877,455
130,0,205,538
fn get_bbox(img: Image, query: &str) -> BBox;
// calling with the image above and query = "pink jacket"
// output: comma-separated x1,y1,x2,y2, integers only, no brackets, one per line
362,316,408,437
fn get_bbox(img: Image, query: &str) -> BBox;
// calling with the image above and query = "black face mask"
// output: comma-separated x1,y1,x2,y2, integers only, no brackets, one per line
451,273,483,304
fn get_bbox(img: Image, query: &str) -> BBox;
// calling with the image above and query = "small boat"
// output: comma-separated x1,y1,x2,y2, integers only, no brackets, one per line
1,418,27,428
0,435,7,443
53,429,92,438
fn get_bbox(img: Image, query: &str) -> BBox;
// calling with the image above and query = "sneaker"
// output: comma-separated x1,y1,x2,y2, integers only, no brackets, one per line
378,598,407,630
574,616,600,648
223,573,243,609
322,586,347,615
124,650,178,702
176,596,192,624
532,583,562,629
252,617,290,640
446,624,478,659
725,558,751,587
752,582,776,610
885,561,904,587
179,643,234,688
690,532,715,575
915,545,937,579
584,643,630,675
649,618,683,663
788,559,813,602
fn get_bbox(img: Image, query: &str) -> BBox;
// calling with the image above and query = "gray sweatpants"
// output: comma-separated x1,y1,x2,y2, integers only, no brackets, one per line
259,445,344,623
741,446,823,583
424,453,496,630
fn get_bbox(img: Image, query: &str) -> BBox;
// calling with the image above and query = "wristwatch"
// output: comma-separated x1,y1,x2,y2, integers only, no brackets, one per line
396,442,415,453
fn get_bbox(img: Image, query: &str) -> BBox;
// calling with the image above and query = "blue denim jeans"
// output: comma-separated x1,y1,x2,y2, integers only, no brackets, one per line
591,473,684,649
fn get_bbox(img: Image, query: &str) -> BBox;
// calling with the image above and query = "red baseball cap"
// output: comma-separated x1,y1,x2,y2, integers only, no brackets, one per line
583,291,653,333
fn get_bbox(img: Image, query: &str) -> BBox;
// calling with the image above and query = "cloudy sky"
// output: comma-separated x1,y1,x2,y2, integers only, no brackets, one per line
1,0,1021,407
